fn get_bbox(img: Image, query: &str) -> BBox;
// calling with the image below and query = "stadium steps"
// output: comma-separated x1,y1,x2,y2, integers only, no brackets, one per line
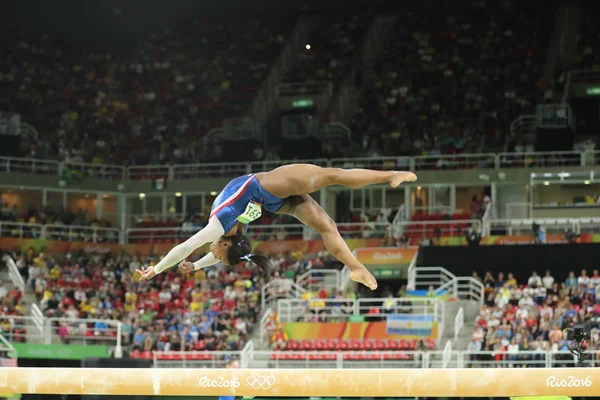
331,14,399,125
0,265,44,344
427,300,479,367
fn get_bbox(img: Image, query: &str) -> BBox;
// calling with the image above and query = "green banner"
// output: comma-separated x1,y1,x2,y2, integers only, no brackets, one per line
12,343,110,360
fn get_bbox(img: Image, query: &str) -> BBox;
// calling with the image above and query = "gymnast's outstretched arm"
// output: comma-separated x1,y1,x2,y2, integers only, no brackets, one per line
136,217,225,279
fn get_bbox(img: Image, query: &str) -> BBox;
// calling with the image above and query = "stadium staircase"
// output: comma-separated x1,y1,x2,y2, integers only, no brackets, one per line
330,14,399,125
2,256,51,344
246,15,325,134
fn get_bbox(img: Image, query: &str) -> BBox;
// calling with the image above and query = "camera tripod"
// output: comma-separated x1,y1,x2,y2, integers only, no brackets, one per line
568,340,587,366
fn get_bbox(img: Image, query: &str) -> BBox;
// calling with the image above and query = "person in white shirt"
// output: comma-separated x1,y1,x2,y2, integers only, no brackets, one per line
542,270,554,289
528,271,542,287
579,269,590,287
518,295,534,307
590,269,600,288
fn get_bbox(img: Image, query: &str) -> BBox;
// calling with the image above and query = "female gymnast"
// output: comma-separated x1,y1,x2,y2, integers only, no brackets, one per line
136,164,416,290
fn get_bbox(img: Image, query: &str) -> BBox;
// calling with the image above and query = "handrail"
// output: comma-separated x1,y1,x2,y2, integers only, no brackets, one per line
31,303,45,338
0,333,16,359
275,297,441,323
2,150,598,181
296,269,341,293
259,308,274,343
239,341,254,369
454,307,464,342
442,340,453,368
2,255,25,293
260,278,306,310
149,348,600,369
5,218,599,246
410,266,485,305
0,221,120,243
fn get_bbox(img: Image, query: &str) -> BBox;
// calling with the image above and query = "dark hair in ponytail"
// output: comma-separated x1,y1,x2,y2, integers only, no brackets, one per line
226,234,271,278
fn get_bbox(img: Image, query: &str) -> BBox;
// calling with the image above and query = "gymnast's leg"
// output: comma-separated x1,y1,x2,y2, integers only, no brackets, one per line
256,163,416,198
276,195,378,290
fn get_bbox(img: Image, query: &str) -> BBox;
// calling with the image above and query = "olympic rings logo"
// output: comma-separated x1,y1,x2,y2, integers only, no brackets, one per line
246,375,276,390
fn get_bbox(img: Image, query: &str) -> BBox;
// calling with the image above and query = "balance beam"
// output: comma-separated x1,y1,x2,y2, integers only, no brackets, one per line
0,367,597,396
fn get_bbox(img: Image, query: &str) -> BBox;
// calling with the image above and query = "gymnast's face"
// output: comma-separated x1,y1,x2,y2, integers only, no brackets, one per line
210,237,231,264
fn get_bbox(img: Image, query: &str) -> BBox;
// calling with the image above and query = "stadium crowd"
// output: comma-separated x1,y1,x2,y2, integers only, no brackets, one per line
0,16,293,165
351,0,553,159
3,0,592,167
0,247,344,354
468,269,600,366
0,203,117,242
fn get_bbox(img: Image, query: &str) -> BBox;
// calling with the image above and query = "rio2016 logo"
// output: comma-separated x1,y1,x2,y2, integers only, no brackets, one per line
198,377,240,388
546,376,592,388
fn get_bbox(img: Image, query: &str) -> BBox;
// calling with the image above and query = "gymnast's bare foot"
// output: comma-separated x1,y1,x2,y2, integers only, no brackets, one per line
351,267,378,290
388,171,417,188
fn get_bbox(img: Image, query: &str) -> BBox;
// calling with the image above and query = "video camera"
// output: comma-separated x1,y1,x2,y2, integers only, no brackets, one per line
563,323,591,343
563,322,598,365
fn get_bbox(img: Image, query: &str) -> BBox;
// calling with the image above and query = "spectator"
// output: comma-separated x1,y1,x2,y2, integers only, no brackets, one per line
527,271,542,287
542,270,554,289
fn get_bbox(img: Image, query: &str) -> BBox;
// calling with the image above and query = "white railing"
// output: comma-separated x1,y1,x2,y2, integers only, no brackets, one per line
0,156,60,175
407,266,484,305
442,340,453,368
0,316,43,343
62,162,126,180
43,317,122,351
497,151,584,168
146,349,600,369
413,153,497,171
275,297,442,323
170,163,250,180
340,266,351,291
0,221,44,239
485,217,600,236
126,222,391,243
0,313,121,350
259,308,274,343
152,350,244,368
30,304,44,338
399,219,481,240
0,222,119,243
296,269,341,293
454,307,464,341
4,218,597,248
3,255,25,293
261,278,306,310
3,150,599,181
239,340,254,369
406,249,418,291
0,332,16,359
463,350,549,368
329,157,412,170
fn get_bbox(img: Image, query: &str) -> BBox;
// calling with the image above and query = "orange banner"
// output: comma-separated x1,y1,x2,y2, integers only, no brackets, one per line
283,321,437,340
354,247,418,266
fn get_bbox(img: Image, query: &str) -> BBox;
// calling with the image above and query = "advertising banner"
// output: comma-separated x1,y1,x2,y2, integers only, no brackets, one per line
283,321,438,340
354,247,418,266
11,343,110,360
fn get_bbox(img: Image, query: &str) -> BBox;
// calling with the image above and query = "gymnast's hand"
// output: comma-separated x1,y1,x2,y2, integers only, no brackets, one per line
135,265,157,281
178,261,194,274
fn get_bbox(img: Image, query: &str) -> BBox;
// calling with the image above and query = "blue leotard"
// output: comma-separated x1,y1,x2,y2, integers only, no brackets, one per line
210,174,286,232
